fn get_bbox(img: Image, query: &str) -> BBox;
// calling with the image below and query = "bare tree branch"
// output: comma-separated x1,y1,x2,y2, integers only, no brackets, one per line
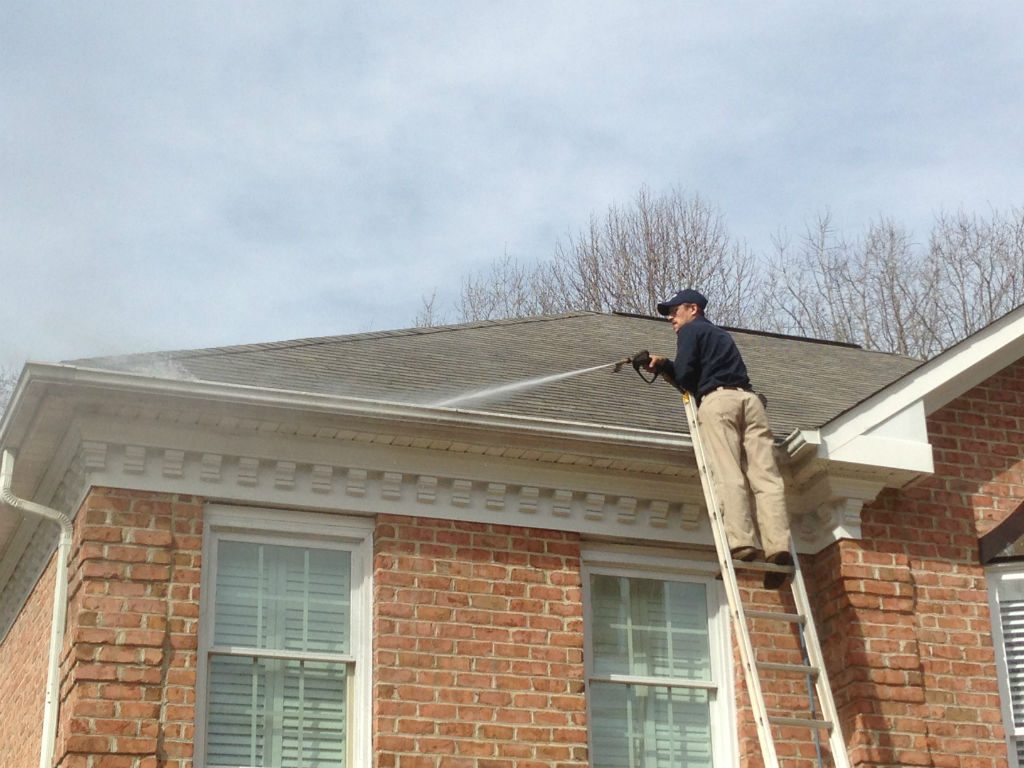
420,188,1024,361
414,290,448,328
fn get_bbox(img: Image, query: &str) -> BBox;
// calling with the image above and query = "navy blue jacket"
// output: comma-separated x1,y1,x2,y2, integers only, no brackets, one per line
667,316,751,399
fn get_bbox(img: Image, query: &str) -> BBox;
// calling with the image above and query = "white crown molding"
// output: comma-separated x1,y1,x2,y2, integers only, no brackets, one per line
51,436,712,545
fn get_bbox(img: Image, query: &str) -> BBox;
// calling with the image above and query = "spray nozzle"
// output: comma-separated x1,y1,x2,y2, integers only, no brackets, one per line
612,350,659,384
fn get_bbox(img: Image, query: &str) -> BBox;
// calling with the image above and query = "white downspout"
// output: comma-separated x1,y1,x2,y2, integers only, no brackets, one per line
1,448,73,768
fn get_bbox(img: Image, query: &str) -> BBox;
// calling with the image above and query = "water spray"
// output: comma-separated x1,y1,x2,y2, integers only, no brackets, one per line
431,351,674,410
433,360,623,409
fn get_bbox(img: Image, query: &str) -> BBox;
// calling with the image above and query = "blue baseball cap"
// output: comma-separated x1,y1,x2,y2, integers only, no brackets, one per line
657,289,708,315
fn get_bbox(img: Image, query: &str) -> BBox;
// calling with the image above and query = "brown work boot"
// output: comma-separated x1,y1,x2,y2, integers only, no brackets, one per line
730,546,763,562
763,551,794,589
716,546,764,580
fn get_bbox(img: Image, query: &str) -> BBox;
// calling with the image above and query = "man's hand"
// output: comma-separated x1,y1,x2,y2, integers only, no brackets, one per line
645,354,667,373
644,354,680,390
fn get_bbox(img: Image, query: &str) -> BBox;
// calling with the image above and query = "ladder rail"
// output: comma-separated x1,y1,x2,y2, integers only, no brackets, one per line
681,392,780,767
789,540,850,767
681,391,851,768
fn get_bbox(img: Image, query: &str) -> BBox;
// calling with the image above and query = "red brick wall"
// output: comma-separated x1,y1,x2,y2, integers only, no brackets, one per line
373,516,588,768
0,550,55,767
55,488,203,768
4,359,1021,768
808,358,1024,767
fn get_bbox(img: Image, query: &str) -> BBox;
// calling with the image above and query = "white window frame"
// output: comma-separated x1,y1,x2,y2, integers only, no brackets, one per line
581,544,736,768
987,562,1024,768
195,505,374,768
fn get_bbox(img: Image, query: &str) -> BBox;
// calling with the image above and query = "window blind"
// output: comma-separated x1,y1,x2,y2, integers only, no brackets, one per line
589,574,715,768
995,576,1024,764
207,540,351,768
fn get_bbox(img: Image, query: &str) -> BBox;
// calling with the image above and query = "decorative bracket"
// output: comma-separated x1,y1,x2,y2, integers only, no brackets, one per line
795,473,886,548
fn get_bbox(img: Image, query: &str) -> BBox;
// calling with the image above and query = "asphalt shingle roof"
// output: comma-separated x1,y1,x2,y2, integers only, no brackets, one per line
71,312,921,439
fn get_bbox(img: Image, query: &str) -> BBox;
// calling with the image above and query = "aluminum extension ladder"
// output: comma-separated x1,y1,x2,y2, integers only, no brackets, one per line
681,392,850,768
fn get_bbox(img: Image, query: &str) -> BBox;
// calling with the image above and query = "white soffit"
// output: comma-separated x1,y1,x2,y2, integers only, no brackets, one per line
813,304,1024,473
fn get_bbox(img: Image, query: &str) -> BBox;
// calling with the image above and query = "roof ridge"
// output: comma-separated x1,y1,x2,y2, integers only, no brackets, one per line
68,310,919,367
608,311,916,358
69,312,600,364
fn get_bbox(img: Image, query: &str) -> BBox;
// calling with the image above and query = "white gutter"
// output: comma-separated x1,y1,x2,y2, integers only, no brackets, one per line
1,448,72,768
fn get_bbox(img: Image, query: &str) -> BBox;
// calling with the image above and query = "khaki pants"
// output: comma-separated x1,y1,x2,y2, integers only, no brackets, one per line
697,389,791,556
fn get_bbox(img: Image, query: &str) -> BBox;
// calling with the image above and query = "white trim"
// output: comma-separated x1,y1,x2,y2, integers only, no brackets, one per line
587,672,718,690
817,304,1024,464
49,433,711,546
986,562,1024,768
204,504,375,540
580,545,736,768
207,645,357,664
195,505,373,768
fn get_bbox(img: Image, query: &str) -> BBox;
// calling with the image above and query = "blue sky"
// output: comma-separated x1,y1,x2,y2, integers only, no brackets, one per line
2,2,1022,367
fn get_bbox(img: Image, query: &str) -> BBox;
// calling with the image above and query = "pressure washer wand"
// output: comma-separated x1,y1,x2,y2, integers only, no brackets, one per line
612,350,659,384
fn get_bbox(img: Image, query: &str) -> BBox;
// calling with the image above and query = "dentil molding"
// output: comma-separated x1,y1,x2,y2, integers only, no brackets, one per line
51,439,711,545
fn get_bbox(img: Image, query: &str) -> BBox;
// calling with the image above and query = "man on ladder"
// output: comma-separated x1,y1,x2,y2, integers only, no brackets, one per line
638,288,850,768
644,288,794,588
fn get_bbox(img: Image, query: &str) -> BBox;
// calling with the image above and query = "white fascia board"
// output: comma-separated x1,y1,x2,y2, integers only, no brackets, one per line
814,305,1024,470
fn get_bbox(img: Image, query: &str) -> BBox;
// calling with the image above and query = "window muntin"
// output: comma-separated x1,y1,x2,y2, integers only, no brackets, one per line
207,656,348,766
589,682,713,768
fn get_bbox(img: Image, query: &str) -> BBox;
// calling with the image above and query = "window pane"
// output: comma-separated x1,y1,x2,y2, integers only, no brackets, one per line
590,682,713,768
591,574,711,680
215,540,351,654
207,655,267,765
207,655,347,768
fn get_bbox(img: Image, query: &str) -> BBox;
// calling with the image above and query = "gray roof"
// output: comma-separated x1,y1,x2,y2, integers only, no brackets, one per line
70,312,921,439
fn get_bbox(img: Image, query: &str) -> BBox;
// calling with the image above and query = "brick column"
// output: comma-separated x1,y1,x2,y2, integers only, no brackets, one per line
801,361,1024,768
806,539,930,767
55,489,203,768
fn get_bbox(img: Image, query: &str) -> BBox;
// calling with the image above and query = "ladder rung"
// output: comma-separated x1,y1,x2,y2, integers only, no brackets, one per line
768,715,833,731
730,560,794,574
746,610,806,624
757,661,820,677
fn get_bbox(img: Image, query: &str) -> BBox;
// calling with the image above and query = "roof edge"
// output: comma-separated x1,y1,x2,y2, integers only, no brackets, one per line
4,362,691,454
